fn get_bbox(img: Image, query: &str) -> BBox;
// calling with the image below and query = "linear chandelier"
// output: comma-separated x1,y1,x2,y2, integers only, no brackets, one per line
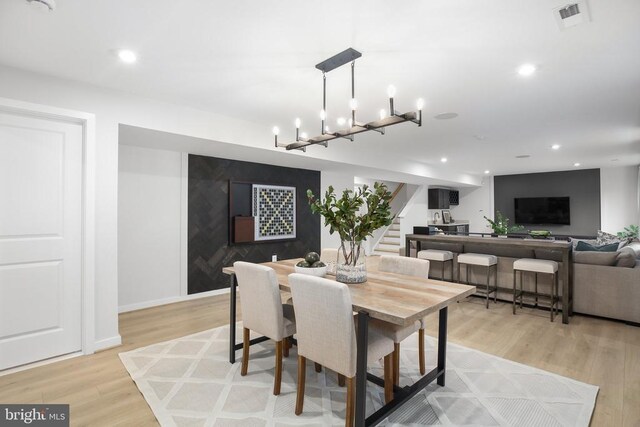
272,48,423,152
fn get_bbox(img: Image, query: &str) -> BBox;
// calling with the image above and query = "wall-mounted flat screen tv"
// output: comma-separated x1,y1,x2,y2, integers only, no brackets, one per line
514,197,570,225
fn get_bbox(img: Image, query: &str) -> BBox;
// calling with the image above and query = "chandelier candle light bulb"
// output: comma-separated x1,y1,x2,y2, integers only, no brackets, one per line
379,109,387,120
272,126,280,147
387,85,397,116
295,118,301,141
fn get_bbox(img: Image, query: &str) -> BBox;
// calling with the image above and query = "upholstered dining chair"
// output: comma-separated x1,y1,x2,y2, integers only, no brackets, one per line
371,255,430,385
233,261,296,395
288,273,394,427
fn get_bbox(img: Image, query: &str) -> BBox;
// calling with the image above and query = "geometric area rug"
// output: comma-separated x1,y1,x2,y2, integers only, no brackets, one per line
119,322,598,427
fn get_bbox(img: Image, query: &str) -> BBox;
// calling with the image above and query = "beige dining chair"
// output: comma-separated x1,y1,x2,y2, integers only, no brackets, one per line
233,261,296,395
370,255,430,385
288,273,394,427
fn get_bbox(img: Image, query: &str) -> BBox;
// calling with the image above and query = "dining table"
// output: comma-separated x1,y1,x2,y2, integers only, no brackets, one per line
222,257,476,427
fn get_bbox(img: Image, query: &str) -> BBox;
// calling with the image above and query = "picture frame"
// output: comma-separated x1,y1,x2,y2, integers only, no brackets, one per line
442,210,451,224
252,184,297,241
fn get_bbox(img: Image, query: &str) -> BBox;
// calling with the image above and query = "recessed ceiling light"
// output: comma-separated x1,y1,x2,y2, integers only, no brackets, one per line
611,158,619,162
117,49,137,63
484,170,490,174
515,154,531,159
440,157,448,163
574,162,581,167
434,112,458,120
551,144,561,150
517,63,536,77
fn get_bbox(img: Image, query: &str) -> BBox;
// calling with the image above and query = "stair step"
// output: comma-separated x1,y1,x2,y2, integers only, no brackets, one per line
389,224,400,231
375,247,400,254
386,231,400,237
393,219,401,225
377,243,400,251
381,237,400,245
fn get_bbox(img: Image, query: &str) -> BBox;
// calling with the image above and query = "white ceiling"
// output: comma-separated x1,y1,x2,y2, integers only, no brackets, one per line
0,0,639,177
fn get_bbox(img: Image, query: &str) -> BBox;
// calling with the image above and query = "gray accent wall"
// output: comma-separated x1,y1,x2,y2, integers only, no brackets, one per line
494,169,601,236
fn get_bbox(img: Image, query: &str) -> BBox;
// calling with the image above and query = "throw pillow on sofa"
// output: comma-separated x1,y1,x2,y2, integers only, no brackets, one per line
575,241,619,252
616,247,637,268
596,230,627,249
625,241,640,259
569,237,598,250
573,251,618,266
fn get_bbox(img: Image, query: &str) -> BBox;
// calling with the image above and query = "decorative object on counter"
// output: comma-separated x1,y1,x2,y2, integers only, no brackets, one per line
483,210,523,236
442,210,452,224
307,182,393,283
616,224,639,242
294,252,327,277
528,230,552,239
272,48,423,152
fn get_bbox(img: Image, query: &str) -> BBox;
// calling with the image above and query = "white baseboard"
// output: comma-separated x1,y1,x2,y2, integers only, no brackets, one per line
118,288,230,314
94,335,122,352
0,351,83,377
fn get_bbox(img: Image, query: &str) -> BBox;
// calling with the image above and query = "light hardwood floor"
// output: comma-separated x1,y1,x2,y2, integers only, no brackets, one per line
1,295,638,426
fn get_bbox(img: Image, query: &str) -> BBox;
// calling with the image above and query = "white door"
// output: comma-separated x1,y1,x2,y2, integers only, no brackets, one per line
0,110,83,370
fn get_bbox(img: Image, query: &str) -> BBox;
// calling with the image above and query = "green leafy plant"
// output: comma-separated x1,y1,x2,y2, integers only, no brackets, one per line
483,211,523,235
307,182,393,265
617,224,639,241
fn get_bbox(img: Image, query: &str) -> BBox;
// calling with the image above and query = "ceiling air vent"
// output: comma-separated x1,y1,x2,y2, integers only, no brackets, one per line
554,1,590,30
559,4,580,19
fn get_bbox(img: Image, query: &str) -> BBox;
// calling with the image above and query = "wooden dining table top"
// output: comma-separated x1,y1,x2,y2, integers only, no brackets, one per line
222,257,476,327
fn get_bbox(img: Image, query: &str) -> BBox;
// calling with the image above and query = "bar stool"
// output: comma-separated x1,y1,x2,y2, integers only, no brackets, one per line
457,253,498,308
417,249,454,281
512,258,559,322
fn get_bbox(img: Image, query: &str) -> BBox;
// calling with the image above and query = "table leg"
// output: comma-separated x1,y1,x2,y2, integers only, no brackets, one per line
355,311,369,427
437,307,448,386
229,273,237,364
562,249,570,324
405,237,410,257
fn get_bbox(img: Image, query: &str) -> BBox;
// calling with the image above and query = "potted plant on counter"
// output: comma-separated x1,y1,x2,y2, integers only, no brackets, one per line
483,211,523,237
307,182,393,283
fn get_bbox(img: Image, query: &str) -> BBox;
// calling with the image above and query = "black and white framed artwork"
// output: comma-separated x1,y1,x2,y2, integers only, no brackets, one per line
252,184,296,241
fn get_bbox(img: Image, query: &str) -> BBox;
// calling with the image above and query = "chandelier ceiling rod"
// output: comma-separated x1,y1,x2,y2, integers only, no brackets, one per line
272,48,423,152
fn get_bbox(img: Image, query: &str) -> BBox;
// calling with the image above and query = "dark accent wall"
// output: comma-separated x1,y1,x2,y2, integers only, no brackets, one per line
188,154,320,294
494,169,601,236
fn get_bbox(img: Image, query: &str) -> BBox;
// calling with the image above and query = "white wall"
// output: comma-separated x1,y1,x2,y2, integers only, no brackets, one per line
449,177,494,233
399,185,429,241
601,165,640,233
320,170,355,250
118,145,184,312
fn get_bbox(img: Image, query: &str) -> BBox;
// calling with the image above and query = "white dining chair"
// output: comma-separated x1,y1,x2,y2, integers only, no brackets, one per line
233,261,296,395
288,273,394,427
371,255,430,384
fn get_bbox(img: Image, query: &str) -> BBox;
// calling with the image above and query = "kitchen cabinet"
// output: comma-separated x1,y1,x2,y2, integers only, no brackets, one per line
428,188,450,209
